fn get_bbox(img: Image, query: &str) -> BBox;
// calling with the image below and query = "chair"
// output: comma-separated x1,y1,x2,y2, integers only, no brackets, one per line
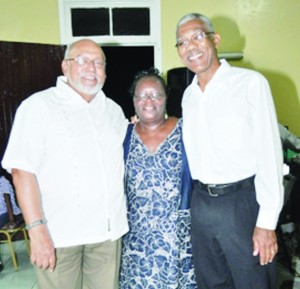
0,210,30,271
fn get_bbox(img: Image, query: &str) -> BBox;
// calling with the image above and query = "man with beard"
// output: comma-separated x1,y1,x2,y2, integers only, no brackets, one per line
175,13,284,289
2,39,128,289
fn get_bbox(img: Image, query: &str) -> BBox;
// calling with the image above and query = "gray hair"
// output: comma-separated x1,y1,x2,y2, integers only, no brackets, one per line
63,39,106,61
64,40,81,59
176,13,215,35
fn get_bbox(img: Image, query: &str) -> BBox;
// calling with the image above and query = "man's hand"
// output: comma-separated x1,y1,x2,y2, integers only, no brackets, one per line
253,226,278,265
29,225,56,271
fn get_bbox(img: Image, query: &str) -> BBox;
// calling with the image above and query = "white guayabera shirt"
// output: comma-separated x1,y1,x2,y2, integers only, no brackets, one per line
2,76,129,247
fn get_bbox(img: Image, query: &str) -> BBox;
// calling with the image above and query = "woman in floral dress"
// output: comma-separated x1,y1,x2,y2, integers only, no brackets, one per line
119,68,197,289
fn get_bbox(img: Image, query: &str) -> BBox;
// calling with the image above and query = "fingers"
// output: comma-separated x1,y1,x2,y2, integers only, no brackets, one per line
30,241,56,271
258,242,278,265
253,227,278,265
31,253,56,271
253,241,259,256
28,225,56,271
48,254,56,272
268,244,278,263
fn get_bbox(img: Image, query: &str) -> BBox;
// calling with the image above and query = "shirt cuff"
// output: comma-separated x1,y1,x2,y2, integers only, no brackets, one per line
256,208,281,230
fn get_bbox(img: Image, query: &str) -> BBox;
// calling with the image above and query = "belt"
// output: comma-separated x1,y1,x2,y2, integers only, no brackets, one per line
195,176,254,197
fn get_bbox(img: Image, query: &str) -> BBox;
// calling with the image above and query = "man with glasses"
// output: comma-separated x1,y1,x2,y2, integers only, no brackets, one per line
175,13,284,289
2,39,128,289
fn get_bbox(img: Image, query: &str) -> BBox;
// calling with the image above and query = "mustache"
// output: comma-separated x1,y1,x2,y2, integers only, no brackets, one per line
80,73,100,82
186,49,204,59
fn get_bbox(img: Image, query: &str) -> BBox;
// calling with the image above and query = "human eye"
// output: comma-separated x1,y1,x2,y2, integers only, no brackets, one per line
194,32,205,41
176,39,188,48
135,94,146,100
75,56,87,66
152,93,164,99
93,60,106,68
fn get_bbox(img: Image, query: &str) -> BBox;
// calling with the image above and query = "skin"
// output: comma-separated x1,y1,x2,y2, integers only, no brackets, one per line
176,19,278,265
12,170,55,271
134,76,177,153
11,39,107,271
61,39,106,102
176,19,221,91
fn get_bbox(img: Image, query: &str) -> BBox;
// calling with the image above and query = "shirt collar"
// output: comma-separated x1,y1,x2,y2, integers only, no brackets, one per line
191,59,231,88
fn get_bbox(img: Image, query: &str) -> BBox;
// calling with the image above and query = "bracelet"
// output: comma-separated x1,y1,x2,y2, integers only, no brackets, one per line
25,219,47,230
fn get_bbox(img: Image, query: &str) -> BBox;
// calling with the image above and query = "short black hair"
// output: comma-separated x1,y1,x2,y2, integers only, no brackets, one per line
129,67,168,98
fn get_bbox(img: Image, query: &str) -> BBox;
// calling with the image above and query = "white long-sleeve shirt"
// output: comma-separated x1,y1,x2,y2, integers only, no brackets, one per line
182,59,284,230
2,76,129,247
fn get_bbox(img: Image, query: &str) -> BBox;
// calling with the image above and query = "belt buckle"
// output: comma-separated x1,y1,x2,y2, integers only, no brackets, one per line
207,184,219,197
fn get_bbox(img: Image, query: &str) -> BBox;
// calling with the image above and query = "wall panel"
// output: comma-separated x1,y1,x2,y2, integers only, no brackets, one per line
0,41,65,161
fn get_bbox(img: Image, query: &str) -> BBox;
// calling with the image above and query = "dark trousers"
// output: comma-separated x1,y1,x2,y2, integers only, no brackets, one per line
190,177,277,289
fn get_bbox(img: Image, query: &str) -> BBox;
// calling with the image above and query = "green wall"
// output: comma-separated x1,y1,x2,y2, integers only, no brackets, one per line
162,0,300,136
0,0,60,44
1,0,299,135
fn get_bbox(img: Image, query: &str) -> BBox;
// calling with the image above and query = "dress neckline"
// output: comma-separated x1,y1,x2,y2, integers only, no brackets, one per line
133,119,181,155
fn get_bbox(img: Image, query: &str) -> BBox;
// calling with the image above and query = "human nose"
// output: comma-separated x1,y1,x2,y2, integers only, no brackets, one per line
86,60,97,71
143,95,155,101
186,36,199,49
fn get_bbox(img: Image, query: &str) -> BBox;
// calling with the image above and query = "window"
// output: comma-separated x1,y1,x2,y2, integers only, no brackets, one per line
71,8,110,36
59,0,161,70
112,8,150,35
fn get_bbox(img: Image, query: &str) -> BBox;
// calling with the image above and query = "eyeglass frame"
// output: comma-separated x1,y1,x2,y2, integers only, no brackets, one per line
175,31,214,49
65,56,106,68
134,92,166,101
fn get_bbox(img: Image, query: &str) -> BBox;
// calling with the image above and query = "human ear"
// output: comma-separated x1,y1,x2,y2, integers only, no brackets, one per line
213,33,221,49
61,60,68,76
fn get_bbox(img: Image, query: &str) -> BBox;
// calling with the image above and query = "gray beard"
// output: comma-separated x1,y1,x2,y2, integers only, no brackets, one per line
69,79,103,97
76,82,103,96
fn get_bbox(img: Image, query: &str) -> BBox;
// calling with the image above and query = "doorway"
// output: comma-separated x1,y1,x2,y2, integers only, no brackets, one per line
0,41,154,160
102,46,154,118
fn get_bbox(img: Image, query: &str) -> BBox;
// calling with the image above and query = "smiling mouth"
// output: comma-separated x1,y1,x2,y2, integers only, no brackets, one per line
143,106,155,111
188,52,204,61
83,75,97,80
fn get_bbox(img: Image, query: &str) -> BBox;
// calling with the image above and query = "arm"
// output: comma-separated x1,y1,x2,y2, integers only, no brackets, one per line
11,168,56,271
248,75,284,265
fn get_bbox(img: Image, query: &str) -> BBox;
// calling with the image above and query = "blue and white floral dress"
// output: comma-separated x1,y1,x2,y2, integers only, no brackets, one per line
119,119,197,289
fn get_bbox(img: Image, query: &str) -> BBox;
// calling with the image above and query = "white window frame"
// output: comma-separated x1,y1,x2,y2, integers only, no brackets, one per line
58,0,161,70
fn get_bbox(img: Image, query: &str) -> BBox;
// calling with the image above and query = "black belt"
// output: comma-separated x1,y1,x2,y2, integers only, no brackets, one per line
195,176,255,197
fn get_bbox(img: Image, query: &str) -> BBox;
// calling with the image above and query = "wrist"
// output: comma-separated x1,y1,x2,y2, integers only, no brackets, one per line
25,219,47,231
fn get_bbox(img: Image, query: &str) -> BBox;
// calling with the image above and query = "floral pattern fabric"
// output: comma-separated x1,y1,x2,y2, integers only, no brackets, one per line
119,120,197,289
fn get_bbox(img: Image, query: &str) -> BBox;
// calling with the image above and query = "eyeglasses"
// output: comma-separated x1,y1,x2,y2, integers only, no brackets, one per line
134,93,165,101
175,31,214,49
65,56,106,68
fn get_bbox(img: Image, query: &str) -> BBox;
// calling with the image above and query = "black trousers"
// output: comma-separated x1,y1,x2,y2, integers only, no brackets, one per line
190,177,276,289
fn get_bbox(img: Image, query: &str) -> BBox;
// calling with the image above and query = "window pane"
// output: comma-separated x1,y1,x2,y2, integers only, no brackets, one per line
71,8,109,36
112,8,150,35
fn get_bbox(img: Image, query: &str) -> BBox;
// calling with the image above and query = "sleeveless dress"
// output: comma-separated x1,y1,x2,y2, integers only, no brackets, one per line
119,119,197,289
